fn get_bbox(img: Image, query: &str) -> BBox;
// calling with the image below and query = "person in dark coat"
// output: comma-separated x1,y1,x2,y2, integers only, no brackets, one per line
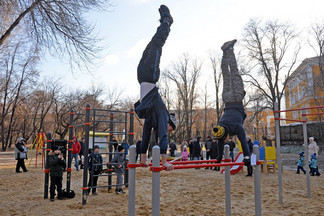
212,39,250,167
192,136,202,161
112,145,126,194
228,137,236,162
87,145,103,195
210,137,219,171
136,139,142,161
205,136,213,169
15,137,28,173
188,138,194,160
79,137,85,169
49,145,66,201
246,136,253,176
169,140,177,157
112,136,118,152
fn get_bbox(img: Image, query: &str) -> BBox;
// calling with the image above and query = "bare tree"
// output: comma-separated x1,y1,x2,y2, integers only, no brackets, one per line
0,0,111,73
165,53,201,141
309,21,324,89
209,51,223,124
242,19,301,112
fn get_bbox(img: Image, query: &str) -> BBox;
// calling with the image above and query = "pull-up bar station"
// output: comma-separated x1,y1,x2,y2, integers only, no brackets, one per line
274,103,324,204
127,145,262,216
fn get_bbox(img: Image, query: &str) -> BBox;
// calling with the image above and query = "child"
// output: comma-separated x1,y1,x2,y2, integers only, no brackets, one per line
87,145,103,195
112,145,126,194
309,154,321,176
296,152,306,174
49,145,66,201
182,145,189,161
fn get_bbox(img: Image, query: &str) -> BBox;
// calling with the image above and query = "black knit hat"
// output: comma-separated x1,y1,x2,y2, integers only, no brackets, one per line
118,145,124,152
52,145,59,151
94,145,100,150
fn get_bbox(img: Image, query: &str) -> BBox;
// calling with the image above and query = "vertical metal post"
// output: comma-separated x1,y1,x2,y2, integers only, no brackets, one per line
126,109,135,187
152,145,160,216
302,110,311,197
274,102,283,204
253,145,261,216
82,104,91,205
128,145,136,216
224,145,231,216
44,132,52,199
67,109,74,192
108,112,114,192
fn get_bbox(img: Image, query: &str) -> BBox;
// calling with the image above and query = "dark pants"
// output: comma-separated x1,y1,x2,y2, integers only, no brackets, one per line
297,166,306,174
230,151,234,162
16,158,27,172
88,170,101,193
137,22,170,84
310,167,320,176
50,176,63,199
247,164,253,176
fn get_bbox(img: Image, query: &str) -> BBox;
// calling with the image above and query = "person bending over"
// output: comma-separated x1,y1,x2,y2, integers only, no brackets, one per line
212,40,250,166
134,5,176,171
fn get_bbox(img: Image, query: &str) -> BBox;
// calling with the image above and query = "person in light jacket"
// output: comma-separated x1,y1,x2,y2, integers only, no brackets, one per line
15,137,28,173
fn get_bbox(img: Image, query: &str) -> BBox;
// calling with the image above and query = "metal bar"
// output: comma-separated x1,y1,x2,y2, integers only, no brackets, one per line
74,112,86,116
274,118,307,123
124,112,129,187
128,145,136,216
253,145,261,216
92,108,129,113
152,145,160,216
108,113,114,192
71,123,85,127
274,106,324,113
82,104,90,205
224,145,231,216
302,112,324,116
44,132,52,199
302,111,311,198
274,102,283,204
67,109,73,192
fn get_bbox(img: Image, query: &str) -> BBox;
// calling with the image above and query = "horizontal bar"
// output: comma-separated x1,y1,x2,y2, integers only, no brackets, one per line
302,112,324,116
74,112,86,116
71,123,85,127
169,159,227,165
274,106,324,113
274,118,306,123
92,108,129,113
170,162,245,170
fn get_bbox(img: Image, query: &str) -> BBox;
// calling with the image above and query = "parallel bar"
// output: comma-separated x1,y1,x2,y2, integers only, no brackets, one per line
253,145,261,216
224,145,231,216
92,108,129,113
128,145,136,216
302,112,324,116
82,104,91,205
302,111,311,198
274,106,324,113
67,109,73,192
152,146,160,216
274,118,307,123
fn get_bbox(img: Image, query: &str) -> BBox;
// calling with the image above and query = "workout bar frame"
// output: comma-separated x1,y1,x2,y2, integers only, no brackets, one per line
127,145,261,216
274,106,324,113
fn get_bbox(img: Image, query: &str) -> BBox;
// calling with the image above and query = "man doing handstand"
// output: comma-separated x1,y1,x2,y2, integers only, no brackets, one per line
134,5,176,171
212,40,250,166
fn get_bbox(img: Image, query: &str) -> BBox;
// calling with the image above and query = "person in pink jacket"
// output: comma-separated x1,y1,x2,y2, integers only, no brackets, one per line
72,136,81,171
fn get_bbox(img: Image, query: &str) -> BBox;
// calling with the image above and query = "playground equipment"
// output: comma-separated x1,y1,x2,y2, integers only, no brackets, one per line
27,132,46,169
220,152,244,175
274,103,324,204
127,145,262,216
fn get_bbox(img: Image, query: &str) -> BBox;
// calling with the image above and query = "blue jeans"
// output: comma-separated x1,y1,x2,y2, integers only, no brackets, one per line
72,153,79,170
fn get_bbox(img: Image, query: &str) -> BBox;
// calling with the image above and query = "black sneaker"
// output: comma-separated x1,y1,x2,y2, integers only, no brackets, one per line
115,189,120,195
50,198,55,202
119,189,126,194
221,39,237,51
159,5,173,25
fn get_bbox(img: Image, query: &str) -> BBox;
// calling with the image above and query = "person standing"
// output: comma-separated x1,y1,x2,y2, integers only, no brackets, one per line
15,137,28,173
112,136,118,152
136,139,142,161
87,145,103,195
205,136,213,169
246,136,253,176
210,137,219,171
79,137,85,169
180,139,188,153
169,140,177,157
192,136,202,161
134,5,176,171
308,137,319,161
212,39,250,167
228,137,236,162
188,138,194,161
49,146,66,201
112,145,126,194
71,136,81,171
121,140,130,155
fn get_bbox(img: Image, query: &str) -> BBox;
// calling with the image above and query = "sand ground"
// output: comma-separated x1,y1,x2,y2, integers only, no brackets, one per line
0,151,323,216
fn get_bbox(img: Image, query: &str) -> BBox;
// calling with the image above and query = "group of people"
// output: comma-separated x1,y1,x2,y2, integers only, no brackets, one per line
296,137,320,176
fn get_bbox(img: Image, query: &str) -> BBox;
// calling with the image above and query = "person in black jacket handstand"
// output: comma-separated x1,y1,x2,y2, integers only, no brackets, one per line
134,5,176,171
212,40,250,166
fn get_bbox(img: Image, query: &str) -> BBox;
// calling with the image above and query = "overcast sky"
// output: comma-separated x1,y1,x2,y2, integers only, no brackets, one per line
40,0,324,101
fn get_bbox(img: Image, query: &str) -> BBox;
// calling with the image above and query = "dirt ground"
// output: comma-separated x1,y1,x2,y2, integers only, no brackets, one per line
1,151,324,216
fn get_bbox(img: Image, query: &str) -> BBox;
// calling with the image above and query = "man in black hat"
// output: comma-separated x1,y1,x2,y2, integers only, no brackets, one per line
212,40,250,166
87,145,103,195
49,145,66,201
134,5,176,171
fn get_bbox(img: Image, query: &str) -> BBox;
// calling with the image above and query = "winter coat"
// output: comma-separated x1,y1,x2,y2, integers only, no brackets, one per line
72,141,81,154
111,151,126,174
169,142,177,153
205,140,213,151
192,140,201,158
49,152,66,177
309,158,318,169
182,149,189,160
228,141,236,152
297,156,305,167
308,141,319,159
15,142,28,160
210,141,219,159
88,152,103,172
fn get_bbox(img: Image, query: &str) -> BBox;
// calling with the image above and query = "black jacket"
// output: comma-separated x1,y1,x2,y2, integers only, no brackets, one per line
210,141,219,159
192,140,201,157
49,153,66,177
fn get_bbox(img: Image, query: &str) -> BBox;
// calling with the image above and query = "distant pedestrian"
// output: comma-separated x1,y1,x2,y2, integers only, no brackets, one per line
296,152,306,174
112,145,126,194
182,145,189,161
71,136,81,171
15,137,28,173
205,136,213,169
210,137,219,171
309,154,320,176
87,145,103,195
228,137,236,162
308,137,319,161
